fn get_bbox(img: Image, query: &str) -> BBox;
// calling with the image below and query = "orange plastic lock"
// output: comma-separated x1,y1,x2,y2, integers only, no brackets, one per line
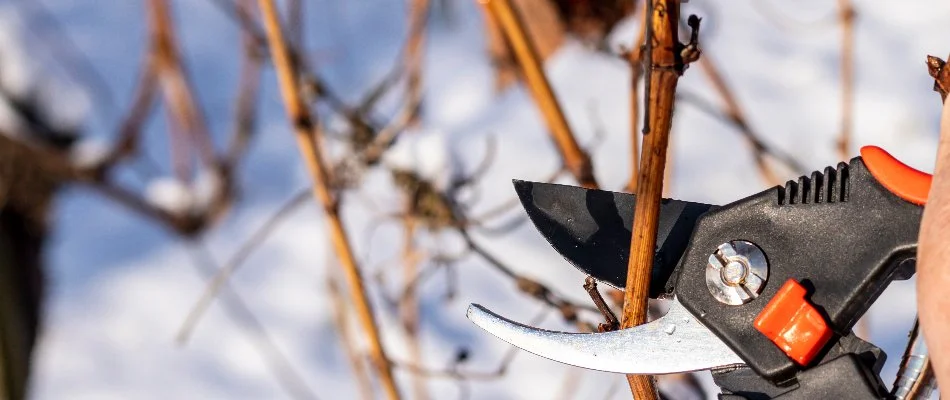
860,146,932,205
753,279,832,366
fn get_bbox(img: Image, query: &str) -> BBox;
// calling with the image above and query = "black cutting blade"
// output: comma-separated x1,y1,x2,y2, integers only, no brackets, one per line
513,180,715,297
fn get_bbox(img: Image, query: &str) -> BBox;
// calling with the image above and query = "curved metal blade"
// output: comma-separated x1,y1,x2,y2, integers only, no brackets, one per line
467,300,743,374
513,180,714,295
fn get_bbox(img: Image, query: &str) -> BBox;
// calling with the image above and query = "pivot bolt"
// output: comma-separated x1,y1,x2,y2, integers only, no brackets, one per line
706,240,768,305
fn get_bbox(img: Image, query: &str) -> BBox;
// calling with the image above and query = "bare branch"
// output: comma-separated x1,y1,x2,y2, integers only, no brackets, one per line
226,0,264,169
583,276,619,332
184,243,319,400
479,0,598,188
327,275,375,400
255,1,402,398
177,189,310,342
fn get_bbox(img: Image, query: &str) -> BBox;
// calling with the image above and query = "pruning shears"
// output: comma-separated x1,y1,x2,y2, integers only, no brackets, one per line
467,146,936,399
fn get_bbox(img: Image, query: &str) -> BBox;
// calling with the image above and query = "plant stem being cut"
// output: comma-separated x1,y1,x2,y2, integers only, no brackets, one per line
621,1,699,399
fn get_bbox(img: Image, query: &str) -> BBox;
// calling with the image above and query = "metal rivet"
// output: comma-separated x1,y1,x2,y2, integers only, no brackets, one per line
705,240,768,305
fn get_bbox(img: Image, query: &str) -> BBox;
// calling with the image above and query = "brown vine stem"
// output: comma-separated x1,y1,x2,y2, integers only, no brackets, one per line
836,0,855,160
405,0,430,128
147,0,217,176
256,1,402,399
621,1,688,398
479,0,598,189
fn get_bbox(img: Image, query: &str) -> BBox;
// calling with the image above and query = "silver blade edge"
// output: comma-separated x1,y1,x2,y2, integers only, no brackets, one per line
466,299,744,374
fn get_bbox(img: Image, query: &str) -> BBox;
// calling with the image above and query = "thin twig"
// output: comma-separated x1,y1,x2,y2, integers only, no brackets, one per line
107,61,159,167
185,243,319,400
393,348,520,381
556,368,585,400
836,0,855,159
674,89,804,182
208,0,268,47
357,0,433,166
327,274,375,400
401,216,428,400
255,2,402,398
226,0,264,169
470,165,565,225
147,0,217,175
205,0,392,165
621,2,693,398
461,230,598,331
404,0,431,128
177,189,311,342
583,276,619,332
624,6,648,193
479,0,598,189
675,15,799,183
394,308,547,381
694,54,802,184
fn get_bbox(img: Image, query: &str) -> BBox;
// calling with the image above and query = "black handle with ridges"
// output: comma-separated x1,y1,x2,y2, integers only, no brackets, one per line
674,156,921,383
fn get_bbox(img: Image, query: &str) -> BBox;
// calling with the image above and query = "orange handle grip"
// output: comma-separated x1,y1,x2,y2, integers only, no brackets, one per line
860,146,932,206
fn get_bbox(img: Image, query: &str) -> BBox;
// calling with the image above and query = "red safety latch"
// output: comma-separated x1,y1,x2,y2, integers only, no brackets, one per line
861,146,932,205
753,279,832,366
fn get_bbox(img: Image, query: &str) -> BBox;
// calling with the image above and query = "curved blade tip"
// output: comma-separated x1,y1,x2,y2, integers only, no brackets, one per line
465,301,745,375
466,304,495,328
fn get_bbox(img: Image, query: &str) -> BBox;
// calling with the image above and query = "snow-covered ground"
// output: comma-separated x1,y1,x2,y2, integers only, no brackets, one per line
8,0,948,398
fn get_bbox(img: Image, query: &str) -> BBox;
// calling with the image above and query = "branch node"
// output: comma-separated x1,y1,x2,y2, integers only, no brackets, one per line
927,54,950,101
678,15,702,72
583,276,620,332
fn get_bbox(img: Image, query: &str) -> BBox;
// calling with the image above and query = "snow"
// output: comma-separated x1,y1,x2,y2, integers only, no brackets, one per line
68,136,110,169
144,177,195,216
34,76,90,133
383,127,454,190
0,95,26,138
142,169,225,217
0,5,37,100
0,4,88,141
191,168,224,213
19,0,949,399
